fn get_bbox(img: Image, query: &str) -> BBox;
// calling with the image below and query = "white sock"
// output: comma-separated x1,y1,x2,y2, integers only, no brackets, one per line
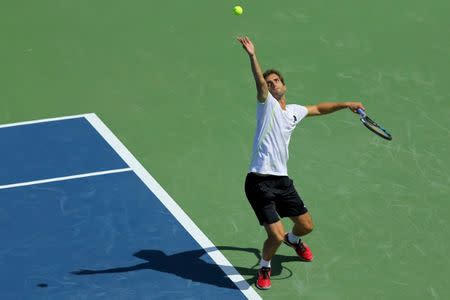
288,232,300,244
260,258,271,269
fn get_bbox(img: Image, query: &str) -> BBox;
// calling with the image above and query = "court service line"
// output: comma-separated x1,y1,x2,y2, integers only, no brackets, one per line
0,113,92,129
85,113,262,300
0,168,132,190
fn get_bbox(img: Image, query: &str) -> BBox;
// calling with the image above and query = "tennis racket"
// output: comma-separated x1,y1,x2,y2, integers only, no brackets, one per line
356,108,392,141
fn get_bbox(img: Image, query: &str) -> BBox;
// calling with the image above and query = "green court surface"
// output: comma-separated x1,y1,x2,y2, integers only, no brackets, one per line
1,1,450,299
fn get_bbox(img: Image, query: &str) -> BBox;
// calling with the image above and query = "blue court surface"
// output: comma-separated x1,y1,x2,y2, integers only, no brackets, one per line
0,114,260,300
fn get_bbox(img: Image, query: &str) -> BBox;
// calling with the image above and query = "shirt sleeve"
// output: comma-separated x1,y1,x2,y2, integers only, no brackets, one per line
256,92,277,112
293,105,308,124
259,92,278,105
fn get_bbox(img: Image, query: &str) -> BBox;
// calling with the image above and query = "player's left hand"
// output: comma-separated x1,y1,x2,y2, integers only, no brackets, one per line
237,36,256,57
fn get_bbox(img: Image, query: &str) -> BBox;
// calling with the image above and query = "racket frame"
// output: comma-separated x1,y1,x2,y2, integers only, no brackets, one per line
356,109,392,141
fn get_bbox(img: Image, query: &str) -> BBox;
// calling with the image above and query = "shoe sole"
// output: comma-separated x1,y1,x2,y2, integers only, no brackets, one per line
256,284,271,290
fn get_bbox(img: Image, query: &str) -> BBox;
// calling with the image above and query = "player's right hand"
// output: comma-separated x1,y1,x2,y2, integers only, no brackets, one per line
347,102,365,113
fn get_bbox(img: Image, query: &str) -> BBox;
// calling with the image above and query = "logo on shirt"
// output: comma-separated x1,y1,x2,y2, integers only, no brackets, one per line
293,115,297,122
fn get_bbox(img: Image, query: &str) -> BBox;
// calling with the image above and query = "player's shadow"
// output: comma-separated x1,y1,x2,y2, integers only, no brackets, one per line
71,246,299,289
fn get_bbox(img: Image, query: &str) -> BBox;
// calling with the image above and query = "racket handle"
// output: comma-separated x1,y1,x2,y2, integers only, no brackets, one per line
356,108,366,118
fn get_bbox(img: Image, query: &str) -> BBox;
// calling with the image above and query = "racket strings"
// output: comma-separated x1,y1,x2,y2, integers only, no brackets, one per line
361,117,392,140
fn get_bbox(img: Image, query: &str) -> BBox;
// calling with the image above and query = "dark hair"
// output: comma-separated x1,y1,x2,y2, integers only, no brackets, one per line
263,69,285,85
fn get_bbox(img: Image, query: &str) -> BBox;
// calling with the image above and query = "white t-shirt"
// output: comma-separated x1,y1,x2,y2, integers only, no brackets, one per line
248,92,308,176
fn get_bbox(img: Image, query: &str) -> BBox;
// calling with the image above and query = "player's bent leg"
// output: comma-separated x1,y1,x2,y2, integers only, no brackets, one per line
262,220,285,261
256,221,285,290
283,212,314,261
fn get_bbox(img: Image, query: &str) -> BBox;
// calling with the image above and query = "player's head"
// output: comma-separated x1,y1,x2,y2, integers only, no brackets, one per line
263,69,286,100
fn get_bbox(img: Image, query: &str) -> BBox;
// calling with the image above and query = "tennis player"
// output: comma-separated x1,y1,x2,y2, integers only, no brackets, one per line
237,36,364,290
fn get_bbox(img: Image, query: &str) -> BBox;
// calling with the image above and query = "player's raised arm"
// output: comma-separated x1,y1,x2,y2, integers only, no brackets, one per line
237,36,268,102
305,102,365,117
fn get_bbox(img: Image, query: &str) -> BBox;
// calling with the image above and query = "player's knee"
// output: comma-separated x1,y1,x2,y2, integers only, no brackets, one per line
268,232,285,244
276,233,285,243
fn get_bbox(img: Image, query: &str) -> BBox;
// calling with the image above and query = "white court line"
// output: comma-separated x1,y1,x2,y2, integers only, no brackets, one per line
85,113,262,300
0,168,132,190
0,113,90,129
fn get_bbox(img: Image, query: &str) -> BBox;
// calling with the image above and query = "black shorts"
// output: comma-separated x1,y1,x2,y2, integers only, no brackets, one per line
244,172,308,225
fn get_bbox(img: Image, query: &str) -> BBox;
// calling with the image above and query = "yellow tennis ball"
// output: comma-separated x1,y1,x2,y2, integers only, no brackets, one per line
233,5,243,16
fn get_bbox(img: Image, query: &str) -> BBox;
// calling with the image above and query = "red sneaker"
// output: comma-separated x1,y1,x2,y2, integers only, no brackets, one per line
256,267,271,290
283,234,313,261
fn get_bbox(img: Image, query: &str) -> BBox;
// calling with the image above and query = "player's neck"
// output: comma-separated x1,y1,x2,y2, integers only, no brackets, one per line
278,98,287,110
